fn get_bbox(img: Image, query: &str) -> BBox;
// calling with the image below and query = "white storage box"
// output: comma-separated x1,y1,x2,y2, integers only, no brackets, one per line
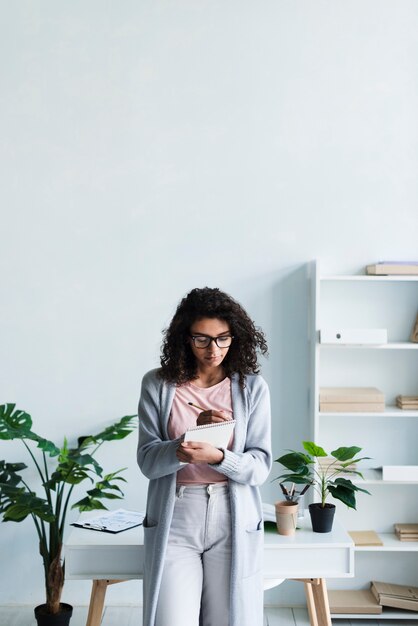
382,466,418,481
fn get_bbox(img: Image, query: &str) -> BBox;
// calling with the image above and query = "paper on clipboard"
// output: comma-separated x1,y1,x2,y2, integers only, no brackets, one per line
71,508,145,533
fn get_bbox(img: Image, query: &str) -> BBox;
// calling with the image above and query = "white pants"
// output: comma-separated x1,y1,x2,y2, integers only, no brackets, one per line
155,483,232,626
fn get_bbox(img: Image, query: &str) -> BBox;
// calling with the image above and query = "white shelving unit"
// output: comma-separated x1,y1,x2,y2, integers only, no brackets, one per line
309,261,418,621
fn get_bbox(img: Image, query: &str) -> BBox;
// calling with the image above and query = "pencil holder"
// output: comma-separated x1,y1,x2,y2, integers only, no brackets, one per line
296,494,305,519
275,500,299,536
284,492,305,519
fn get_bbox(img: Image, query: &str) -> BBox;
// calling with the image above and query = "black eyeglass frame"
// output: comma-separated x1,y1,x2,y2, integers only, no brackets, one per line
189,334,234,349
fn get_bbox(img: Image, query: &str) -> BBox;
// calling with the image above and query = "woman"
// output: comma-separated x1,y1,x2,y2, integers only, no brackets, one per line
137,287,272,626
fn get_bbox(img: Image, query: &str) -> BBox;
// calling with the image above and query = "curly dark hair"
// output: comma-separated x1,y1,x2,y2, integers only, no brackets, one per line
159,287,268,387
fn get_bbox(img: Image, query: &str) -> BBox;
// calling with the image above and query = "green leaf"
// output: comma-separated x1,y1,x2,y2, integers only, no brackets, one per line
275,452,312,472
67,451,103,471
46,450,104,490
0,404,59,456
331,477,356,490
82,415,137,446
93,479,124,492
354,485,371,495
0,485,26,515
3,493,54,522
71,497,108,512
333,477,371,495
302,441,327,457
0,461,28,515
330,446,362,462
327,483,356,509
273,471,312,485
31,436,60,456
46,464,93,489
86,488,122,500
0,460,27,483
0,404,32,439
102,470,128,482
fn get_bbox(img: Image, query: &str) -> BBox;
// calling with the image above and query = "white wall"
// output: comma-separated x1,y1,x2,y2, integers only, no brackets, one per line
1,0,417,608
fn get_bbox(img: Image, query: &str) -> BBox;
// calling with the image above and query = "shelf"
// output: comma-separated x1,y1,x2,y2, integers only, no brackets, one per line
354,533,418,552
353,469,418,485
331,608,418,619
322,275,418,282
320,342,418,350
315,468,418,485
318,407,418,417
312,261,418,613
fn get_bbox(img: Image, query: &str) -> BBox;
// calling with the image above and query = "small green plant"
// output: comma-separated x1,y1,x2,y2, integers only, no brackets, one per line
274,441,371,509
0,403,136,615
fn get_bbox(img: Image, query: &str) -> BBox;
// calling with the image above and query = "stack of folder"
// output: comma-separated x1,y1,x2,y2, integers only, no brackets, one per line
328,589,382,614
348,530,383,546
366,261,418,276
319,387,385,413
411,314,418,343
317,456,357,474
396,395,418,410
394,523,418,542
371,580,418,612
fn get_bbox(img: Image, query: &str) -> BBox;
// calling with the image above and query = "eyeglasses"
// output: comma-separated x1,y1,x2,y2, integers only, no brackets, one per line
190,335,234,349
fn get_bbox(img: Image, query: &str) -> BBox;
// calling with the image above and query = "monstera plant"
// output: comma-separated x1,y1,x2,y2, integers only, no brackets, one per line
0,403,136,623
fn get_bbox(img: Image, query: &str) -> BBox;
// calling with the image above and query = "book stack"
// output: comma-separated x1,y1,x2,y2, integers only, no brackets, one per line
318,456,357,474
371,580,418,612
366,261,418,276
328,589,382,614
411,313,418,343
394,523,418,542
319,387,385,413
396,395,418,410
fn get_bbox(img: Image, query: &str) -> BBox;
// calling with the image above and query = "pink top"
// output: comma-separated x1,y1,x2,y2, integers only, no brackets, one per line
168,377,233,485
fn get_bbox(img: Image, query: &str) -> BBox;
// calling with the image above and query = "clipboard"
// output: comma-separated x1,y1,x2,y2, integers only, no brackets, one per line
71,508,145,533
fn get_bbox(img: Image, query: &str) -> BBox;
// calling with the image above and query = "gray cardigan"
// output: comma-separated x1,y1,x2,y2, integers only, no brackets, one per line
137,368,272,626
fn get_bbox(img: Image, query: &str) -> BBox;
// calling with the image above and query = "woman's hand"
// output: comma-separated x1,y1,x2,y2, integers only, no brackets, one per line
176,441,224,465
196,409,231,426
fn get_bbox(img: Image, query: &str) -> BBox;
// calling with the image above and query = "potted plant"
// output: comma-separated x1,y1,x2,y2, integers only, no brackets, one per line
274,441,371,532
0,403,136,625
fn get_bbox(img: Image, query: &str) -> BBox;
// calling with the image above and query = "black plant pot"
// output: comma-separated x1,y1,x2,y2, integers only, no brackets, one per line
34,603,73,626
309,502,336,533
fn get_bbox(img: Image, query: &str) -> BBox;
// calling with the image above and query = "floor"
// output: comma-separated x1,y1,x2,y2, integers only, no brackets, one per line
1,606,418,625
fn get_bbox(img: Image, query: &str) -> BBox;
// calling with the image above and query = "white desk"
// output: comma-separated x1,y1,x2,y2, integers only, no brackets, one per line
66,513,354,626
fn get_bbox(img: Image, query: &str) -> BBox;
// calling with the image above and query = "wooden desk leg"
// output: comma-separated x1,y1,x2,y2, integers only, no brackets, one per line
304,580,319,626
86,580,108,626
86,579,126,626
311,578,331,626
294,578,332,626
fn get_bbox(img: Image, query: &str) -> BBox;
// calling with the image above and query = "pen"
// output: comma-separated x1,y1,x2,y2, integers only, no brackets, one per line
84,523,107,530
300,482,313,496
188,401,208,412
280,483,289,496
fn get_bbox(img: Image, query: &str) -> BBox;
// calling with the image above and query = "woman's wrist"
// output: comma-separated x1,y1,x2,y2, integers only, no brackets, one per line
209,448,225,465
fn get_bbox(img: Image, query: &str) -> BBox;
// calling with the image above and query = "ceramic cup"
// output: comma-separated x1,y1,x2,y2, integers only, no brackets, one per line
285,492,305,519
275,500,299,536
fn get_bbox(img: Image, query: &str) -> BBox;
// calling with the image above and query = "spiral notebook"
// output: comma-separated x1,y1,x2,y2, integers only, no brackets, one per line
180,420,236,464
